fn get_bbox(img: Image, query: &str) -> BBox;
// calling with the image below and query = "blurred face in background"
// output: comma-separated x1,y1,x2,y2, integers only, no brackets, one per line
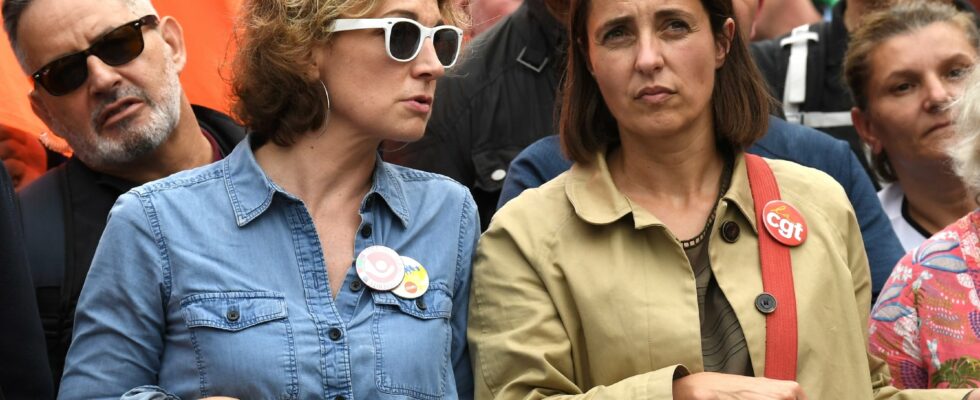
853,21,978,176
731,0,759,40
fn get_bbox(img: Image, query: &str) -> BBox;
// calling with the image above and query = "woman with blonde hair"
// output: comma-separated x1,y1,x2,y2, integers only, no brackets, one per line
58,0,476,398
869,55,980,388
847,0,979,252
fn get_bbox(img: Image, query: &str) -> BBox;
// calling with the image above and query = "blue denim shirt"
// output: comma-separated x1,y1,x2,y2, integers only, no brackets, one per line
496,116,905,303
59,139,478,400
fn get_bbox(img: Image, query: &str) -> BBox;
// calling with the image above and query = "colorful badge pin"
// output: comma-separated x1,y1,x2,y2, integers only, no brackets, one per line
392,256,430,299
355,246,406,291
762,200,808,247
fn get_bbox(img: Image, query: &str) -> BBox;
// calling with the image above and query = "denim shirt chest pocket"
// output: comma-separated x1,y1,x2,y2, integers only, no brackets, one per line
370,284,453,399
180,292,298,399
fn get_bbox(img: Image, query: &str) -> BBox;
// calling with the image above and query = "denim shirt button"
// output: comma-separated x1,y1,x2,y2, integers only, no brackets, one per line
226,309,240,322
415,298,427,310
350,280,364,292
359,224,373,239
328,328,343,341
334,396,346,400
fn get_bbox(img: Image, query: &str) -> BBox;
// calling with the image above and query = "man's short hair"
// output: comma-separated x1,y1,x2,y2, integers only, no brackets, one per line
2,0,158,72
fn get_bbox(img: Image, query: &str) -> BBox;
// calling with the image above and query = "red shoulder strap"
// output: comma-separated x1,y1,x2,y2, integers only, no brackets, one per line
744,154,798,381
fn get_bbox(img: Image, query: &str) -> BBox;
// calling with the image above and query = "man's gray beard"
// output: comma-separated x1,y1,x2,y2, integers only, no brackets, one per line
49,62,182,171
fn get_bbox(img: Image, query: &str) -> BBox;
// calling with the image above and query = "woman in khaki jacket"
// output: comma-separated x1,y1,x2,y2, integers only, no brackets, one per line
465,0,980,397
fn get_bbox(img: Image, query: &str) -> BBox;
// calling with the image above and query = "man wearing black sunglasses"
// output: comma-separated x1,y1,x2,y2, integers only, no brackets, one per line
2,0,245,391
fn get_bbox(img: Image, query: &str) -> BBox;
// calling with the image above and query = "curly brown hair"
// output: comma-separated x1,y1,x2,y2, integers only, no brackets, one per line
232,0,465,146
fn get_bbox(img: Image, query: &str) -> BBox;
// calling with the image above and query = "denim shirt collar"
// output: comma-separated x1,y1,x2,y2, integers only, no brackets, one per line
222,138,411,227
369,156,411,226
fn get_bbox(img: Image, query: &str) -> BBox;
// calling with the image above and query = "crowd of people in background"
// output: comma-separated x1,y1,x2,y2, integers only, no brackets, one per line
3,0,980,398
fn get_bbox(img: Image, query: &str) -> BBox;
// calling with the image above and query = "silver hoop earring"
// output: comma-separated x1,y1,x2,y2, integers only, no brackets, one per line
316,80,332,137
319,80,331,111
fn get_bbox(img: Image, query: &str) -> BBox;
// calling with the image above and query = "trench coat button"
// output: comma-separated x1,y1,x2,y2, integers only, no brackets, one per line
328,328,343,341
755,293,777,314
721,221,740,243
350,280,364,292
415,298,427,310
491,169,507,181
359,224,373,239
226,309,240,322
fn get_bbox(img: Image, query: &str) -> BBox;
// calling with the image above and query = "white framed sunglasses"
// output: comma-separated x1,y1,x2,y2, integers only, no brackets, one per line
328,18,463,68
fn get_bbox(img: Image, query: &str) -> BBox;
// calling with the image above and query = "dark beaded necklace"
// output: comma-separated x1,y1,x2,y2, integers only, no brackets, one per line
680,155,734,250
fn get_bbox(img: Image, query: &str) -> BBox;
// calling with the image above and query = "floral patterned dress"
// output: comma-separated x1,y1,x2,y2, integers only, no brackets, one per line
869,210,980,389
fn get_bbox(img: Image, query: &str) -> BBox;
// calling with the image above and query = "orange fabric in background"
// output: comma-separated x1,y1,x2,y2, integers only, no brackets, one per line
0,0,241,141
156,0,240,115
0,27,44,140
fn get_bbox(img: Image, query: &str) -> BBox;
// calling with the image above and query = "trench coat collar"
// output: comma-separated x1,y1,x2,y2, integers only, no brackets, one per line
565,150,761,234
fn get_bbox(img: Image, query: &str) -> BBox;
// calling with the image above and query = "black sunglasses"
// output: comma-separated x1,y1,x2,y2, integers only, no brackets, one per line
32,15,159,96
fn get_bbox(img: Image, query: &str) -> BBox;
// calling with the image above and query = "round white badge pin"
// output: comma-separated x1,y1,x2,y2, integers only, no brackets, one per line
355,246,406,291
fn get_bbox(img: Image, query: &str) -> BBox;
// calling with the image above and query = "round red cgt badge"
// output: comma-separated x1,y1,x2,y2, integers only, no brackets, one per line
762,200,807,247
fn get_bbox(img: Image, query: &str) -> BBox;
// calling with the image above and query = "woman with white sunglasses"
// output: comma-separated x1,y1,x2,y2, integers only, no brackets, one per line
58,0,475,399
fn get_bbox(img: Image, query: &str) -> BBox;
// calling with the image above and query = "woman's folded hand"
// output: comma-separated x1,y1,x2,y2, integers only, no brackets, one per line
672,372,807,400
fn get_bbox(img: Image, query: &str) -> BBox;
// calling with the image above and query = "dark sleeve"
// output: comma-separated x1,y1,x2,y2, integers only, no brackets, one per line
496,136,572,210
837,143,904,304
18,168,69,389
750,38,786,102
0,164,54,400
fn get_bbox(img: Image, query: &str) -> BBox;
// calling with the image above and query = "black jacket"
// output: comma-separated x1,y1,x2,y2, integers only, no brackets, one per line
0,163,53,400
18,105,246,390
382,0,564,229
751,2,868,178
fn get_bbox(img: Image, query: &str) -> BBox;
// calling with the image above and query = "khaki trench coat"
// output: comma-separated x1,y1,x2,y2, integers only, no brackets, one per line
468,153,972,399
